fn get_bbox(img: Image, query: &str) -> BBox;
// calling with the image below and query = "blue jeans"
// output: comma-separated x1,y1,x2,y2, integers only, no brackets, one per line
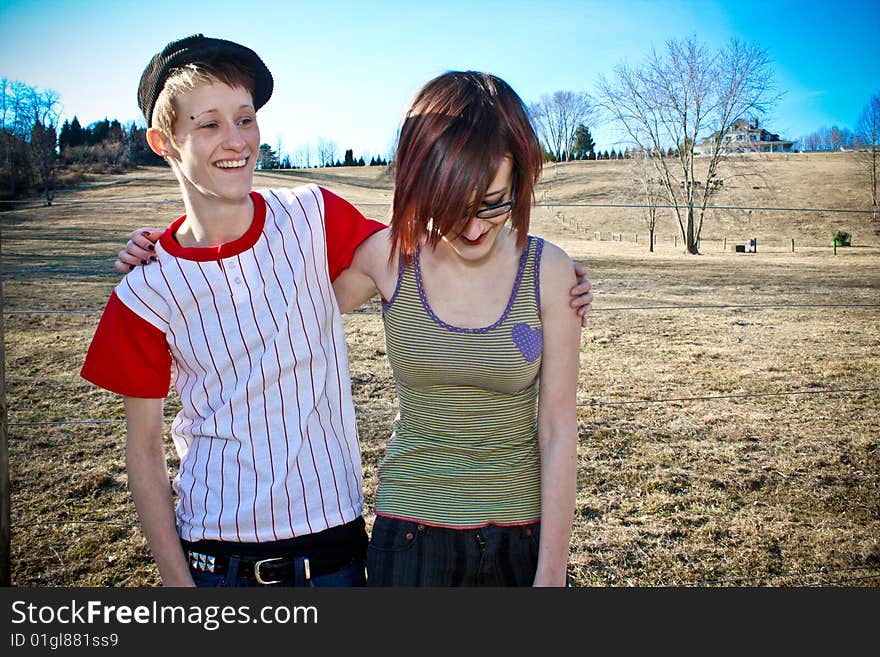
190,558,366,587
367,516,540,586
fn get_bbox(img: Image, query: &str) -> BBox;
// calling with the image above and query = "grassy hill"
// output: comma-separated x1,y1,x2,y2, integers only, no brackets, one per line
253,152,877,245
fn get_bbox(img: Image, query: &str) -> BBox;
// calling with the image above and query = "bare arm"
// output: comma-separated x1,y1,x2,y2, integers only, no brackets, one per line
534,242,582,587
332,257,379,315
124,396,194,587
332,227,397,314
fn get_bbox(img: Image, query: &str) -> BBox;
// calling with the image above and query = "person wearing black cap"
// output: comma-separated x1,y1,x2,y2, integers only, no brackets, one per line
81,34,387,586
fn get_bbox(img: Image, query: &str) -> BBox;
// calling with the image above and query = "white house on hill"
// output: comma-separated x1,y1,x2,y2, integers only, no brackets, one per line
695,118,794,155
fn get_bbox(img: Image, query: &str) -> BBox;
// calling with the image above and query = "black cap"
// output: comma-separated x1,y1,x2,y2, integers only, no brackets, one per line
137,34,273,126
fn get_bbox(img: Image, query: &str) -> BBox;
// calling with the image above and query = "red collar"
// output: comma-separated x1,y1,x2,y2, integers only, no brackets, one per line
159,191,266,261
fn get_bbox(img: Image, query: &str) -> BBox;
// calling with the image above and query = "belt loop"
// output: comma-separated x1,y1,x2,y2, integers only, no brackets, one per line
225,555,241,587
293,557,309,586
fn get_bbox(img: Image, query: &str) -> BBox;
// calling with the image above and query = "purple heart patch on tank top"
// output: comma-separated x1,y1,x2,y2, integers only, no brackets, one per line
512,322,543,363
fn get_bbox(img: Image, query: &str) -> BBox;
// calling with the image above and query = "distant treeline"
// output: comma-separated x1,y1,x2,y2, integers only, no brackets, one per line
796,126,866,152
255,144,389,170
58,116,164,168
2,78,162,201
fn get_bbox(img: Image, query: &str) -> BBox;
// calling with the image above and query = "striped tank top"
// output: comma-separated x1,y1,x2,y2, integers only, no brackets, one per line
377,235,545,528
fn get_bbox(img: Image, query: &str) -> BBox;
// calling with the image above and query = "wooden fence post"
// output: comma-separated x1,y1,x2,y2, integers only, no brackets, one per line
0,229,9,586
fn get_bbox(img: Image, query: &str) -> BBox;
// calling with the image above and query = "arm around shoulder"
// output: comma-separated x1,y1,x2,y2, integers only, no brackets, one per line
332,227,398,314
539,241,582,342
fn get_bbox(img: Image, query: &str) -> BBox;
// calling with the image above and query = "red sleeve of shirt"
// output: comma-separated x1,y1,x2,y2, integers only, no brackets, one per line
321,186,386,281
80,291,172,398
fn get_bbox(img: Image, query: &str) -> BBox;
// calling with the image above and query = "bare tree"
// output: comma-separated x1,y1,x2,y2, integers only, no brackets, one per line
1,79,32,197
275,136,285,169
856,92,880,214
1,80,61,201
630,153,666,252
530,91,594,162
316,136,338,168
290,142,312,168
24,86,61,204
597,37,777,254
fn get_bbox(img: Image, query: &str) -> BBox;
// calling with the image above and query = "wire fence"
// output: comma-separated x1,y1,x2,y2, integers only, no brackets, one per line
7,385,879,429
1,198,877,213
4,302,880,317
4,196,876,254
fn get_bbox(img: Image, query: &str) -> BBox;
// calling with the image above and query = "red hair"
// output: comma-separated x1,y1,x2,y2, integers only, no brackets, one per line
390,71,543,260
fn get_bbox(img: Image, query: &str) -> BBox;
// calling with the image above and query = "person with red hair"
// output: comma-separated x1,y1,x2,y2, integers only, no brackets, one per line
333,71,582,586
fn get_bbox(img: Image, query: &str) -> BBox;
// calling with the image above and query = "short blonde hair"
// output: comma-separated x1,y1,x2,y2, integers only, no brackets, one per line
151,59,256,139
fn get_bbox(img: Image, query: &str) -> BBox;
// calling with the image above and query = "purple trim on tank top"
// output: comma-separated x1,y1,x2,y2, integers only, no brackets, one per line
413,235,534,334
533,237,545,318
381,252,407,311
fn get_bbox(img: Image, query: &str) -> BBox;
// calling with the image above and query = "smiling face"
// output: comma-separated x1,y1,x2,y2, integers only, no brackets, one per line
164,81,259,204
446,156,516,259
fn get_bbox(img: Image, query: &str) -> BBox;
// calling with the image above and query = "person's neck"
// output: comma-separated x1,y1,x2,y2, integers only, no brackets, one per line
176,190,254,248
431,227,517,270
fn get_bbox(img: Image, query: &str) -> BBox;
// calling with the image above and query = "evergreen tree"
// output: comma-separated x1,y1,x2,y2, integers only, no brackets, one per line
343,148,355,166
58,119,71,153
256,143,279,169
357,156,365,166
571,124,596,160
89,118,110,144
69,116,84,147
108,119,124,142
125,121,164,165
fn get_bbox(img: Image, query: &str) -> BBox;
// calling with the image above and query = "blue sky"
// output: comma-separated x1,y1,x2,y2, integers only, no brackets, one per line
1,0,878,159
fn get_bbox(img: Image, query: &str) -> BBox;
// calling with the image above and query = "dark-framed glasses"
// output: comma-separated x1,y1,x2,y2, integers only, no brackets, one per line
474,185,516,220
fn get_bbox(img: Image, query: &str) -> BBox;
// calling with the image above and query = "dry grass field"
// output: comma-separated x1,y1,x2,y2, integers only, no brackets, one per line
2,152,878,586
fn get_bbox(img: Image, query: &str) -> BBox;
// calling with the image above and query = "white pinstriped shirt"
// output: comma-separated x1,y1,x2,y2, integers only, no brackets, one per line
82,185,384,542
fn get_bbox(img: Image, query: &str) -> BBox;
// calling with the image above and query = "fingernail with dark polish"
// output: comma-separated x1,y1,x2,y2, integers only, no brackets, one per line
141,260,148,265
129,265,135,271
141,231,150,237
149,256,157,262
147,244,155,251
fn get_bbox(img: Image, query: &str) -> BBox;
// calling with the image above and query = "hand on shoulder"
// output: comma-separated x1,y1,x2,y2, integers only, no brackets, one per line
539,240,579,311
